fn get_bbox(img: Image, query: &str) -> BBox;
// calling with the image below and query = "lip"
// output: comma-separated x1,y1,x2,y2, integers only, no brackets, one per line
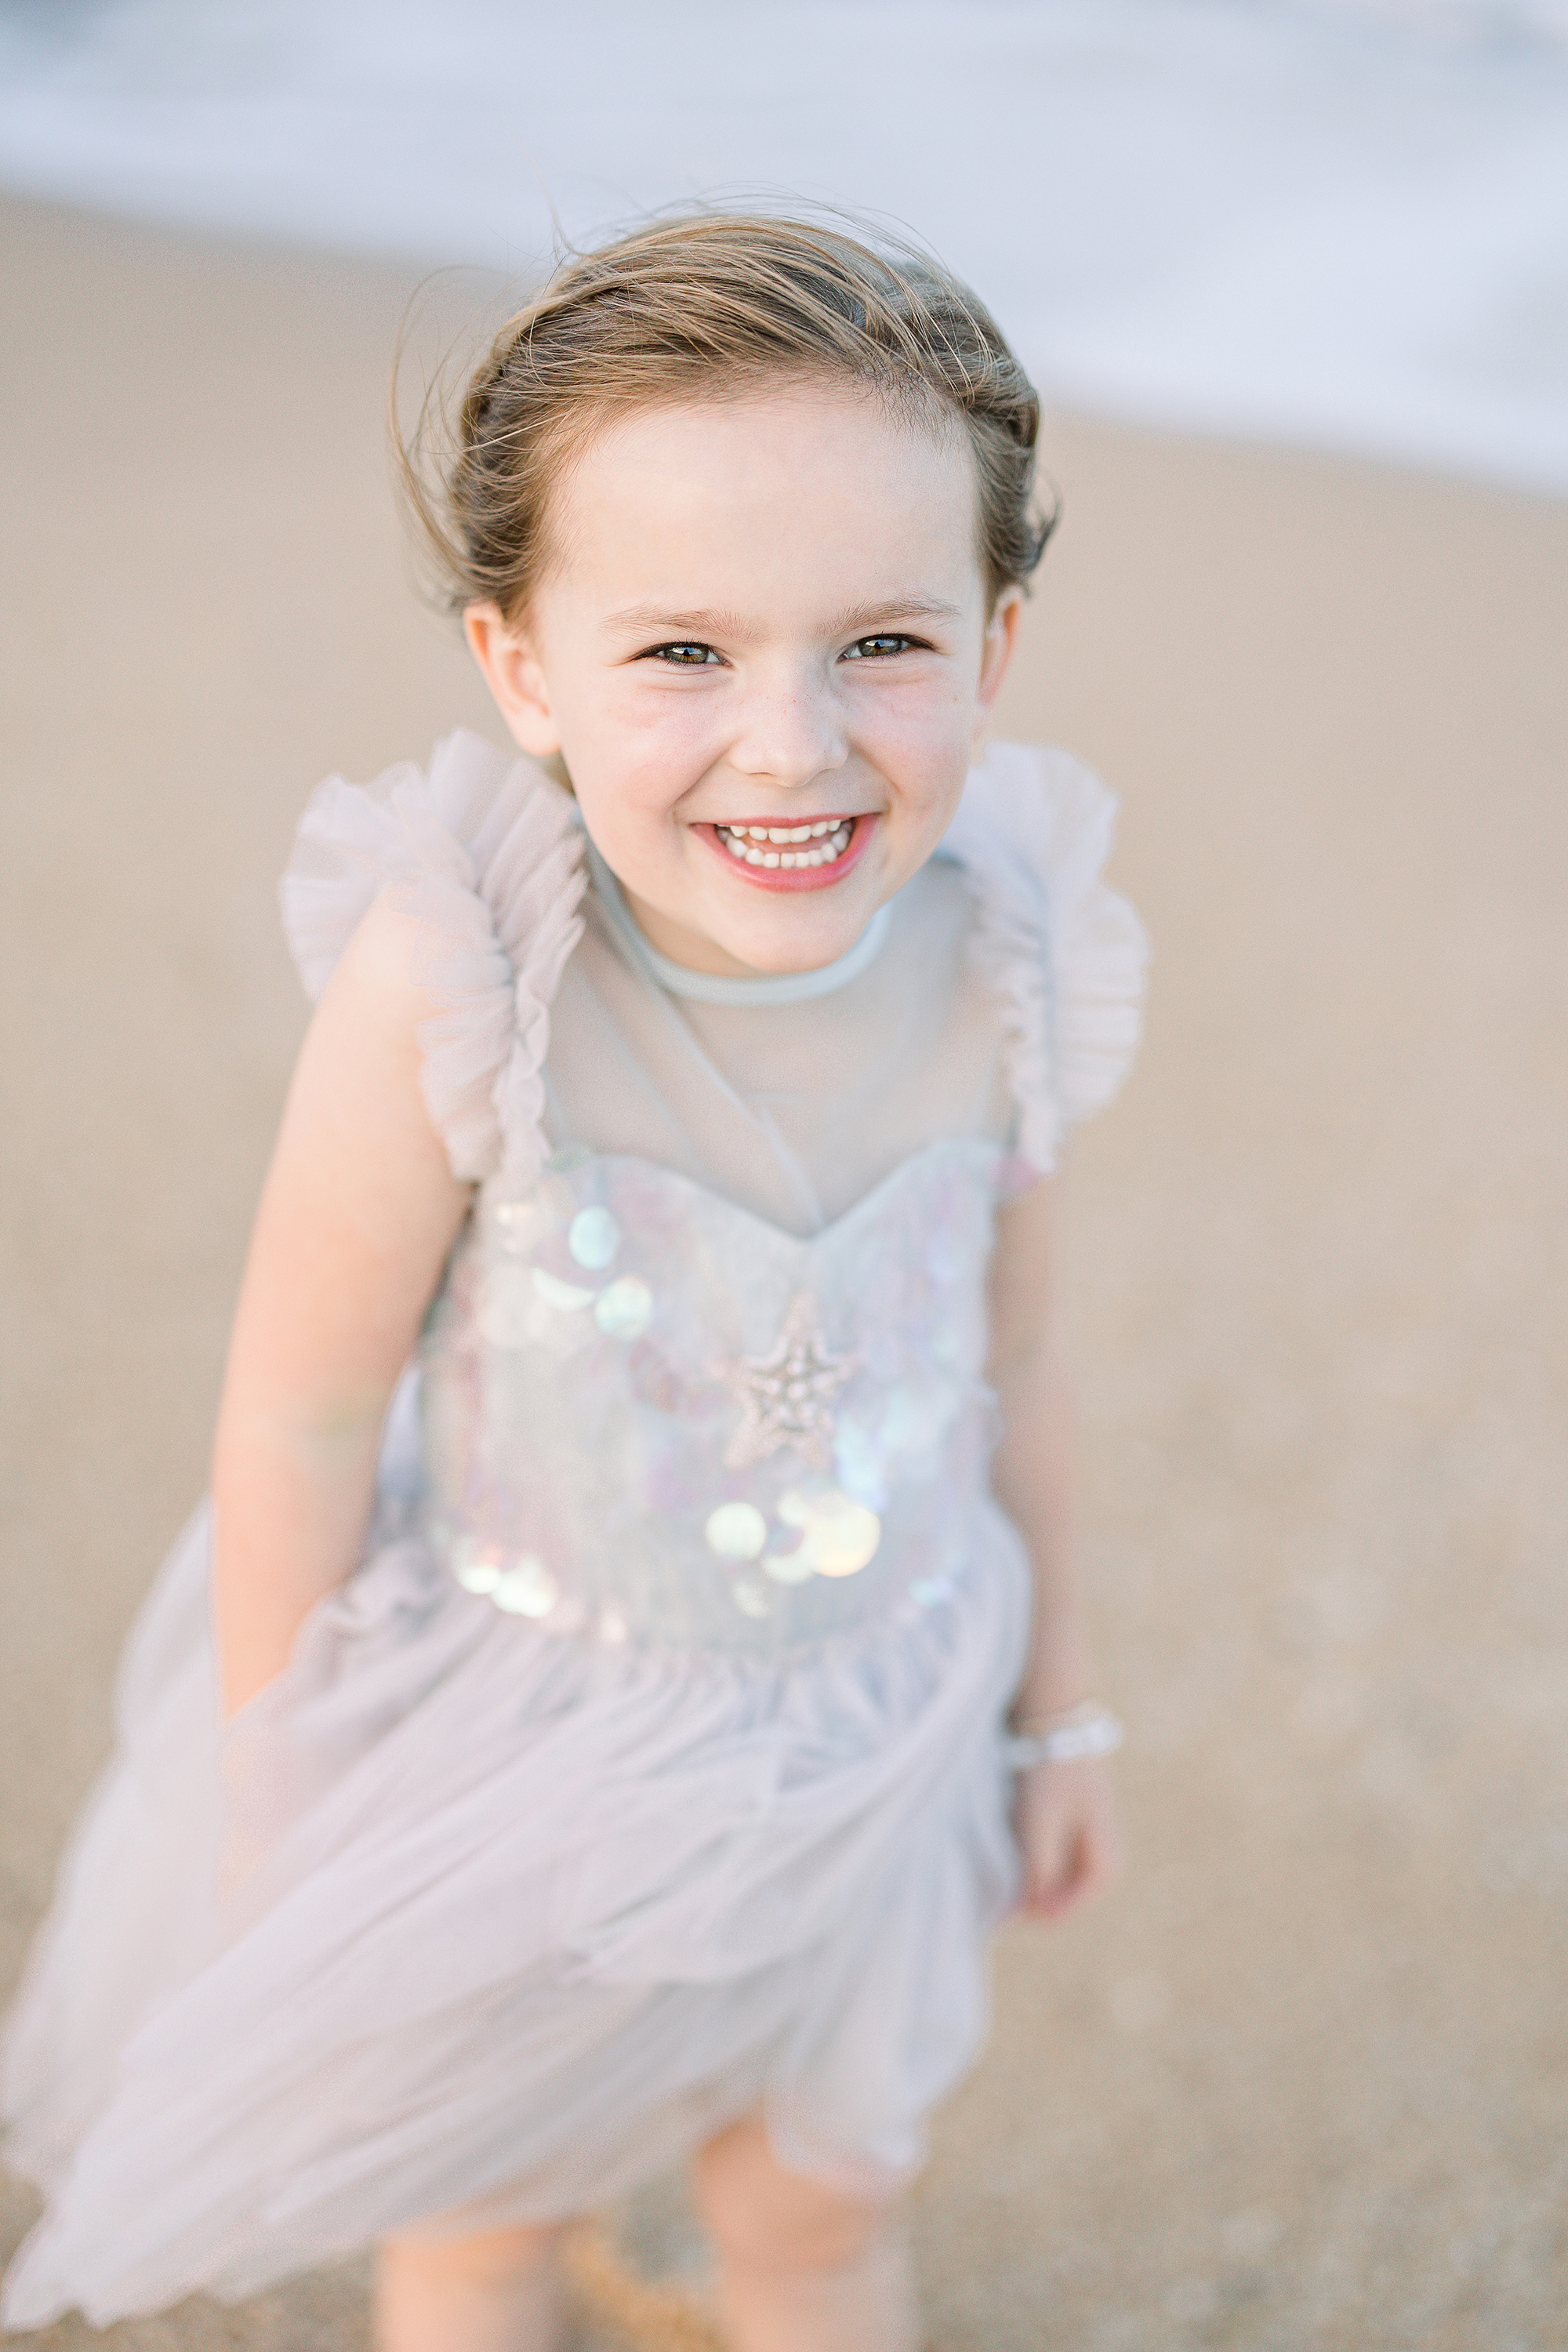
696,813,880,894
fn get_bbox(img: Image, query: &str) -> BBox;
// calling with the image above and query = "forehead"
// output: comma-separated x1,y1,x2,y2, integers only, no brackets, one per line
544,384,982,609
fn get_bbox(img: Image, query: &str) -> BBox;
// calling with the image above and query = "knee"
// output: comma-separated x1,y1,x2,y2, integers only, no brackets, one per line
695,2117,895,2278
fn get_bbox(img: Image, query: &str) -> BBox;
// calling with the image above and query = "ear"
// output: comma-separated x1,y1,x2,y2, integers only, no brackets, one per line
463,602,561,757
972,585,1023,745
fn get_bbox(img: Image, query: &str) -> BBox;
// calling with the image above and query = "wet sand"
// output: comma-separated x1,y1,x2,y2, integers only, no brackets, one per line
2,193,1566,2350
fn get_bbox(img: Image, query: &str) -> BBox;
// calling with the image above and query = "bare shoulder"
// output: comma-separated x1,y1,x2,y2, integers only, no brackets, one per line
274,887,469,1236
324,887,445,1026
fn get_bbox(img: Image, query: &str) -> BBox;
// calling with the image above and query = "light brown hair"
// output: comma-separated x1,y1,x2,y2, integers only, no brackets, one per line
397,211,1053,624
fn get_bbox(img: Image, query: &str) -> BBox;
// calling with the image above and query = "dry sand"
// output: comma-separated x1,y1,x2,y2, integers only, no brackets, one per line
2,194,1566,2350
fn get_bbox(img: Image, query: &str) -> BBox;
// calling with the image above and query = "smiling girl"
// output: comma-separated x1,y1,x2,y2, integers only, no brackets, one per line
2,216,1146,2352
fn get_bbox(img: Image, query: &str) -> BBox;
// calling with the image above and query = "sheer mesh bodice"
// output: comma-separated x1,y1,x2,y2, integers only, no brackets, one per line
543,853,1015,1236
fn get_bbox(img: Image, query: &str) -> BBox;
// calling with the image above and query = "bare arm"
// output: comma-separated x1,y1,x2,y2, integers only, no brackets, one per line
211,897,470,1715
986,1171,1118,1919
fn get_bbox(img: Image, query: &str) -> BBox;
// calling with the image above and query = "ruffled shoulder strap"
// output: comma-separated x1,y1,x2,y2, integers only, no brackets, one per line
279,728,587,1189
942,740,1149,1176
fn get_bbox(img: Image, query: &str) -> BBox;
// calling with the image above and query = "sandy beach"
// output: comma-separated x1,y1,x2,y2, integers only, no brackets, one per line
2,192,1566,2350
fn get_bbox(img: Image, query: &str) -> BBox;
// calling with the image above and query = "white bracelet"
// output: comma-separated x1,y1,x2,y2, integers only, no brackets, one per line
1004,1700,1124,1770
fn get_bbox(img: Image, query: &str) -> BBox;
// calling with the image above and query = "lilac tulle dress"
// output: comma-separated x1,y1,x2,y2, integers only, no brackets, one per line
0,732,1145,2330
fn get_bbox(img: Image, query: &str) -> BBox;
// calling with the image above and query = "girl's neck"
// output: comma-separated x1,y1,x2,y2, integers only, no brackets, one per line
585,840,893,1007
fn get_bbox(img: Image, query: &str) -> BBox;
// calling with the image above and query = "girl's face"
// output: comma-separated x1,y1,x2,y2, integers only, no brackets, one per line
467,384,1020,978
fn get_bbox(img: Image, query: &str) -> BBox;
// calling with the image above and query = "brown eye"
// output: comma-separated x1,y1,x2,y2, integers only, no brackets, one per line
652,641,719,666
844,634,913,659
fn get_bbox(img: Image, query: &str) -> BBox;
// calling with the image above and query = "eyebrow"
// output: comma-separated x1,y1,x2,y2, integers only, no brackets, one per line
601,595,965,642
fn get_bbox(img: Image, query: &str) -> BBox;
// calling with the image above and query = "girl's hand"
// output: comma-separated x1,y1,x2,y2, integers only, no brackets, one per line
1012,1755,1120,1922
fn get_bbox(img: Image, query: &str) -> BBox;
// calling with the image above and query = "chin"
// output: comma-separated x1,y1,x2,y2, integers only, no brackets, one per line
735,924,869,978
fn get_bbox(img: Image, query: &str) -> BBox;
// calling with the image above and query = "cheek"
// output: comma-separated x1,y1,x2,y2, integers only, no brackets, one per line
862,688,976,807
565,682,719,821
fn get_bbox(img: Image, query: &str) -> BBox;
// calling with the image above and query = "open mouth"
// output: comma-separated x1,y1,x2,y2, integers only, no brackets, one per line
713,817,858,871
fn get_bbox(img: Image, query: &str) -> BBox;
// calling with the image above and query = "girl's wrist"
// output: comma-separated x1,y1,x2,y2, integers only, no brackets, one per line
1010,1645,1095,1726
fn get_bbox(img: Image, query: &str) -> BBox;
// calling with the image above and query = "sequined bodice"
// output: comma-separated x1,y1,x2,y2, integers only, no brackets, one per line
420,1139,1005,1656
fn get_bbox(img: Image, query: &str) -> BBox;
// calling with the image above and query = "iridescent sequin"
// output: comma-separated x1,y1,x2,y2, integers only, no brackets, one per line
452,1536,506,1595
777,1487,882,1577
595,1276,653,1340
568,1206,620,1269
532,1268,596,1313
761,1546,815,1585
705,1502,768,1560
909,1574,954,1608
492,1555,559,1617
451,1537,560,1617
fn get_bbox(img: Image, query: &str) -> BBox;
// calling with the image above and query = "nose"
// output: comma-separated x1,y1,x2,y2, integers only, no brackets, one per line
726,662,848,791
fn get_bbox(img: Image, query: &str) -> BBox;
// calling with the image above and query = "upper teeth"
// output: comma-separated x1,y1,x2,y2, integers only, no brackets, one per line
738,822,839,842
717,818,854,869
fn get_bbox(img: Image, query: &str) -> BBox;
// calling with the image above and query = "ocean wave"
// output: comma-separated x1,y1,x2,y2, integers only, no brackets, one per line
1,0,1564,492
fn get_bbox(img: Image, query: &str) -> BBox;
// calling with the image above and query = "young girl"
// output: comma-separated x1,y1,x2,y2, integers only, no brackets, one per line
1,216,1145,2352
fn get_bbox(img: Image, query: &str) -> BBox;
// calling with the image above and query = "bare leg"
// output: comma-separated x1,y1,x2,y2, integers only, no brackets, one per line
695,2114,920,2352
376,2221,570,2352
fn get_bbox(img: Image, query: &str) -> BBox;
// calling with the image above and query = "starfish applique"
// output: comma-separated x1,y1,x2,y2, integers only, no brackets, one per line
717,1292,860,1471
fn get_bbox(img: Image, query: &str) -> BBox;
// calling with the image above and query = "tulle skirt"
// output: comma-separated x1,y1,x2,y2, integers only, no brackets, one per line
1,1490,1027,2330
